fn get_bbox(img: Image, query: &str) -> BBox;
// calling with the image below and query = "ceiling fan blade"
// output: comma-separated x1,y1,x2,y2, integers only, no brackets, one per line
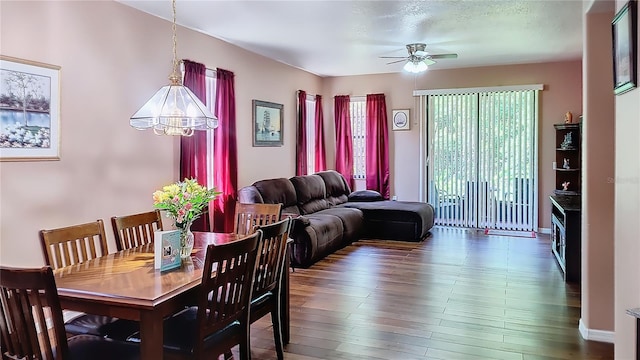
379,56,408,59
386,59,407,65
424,58,436,66
428,53,458,59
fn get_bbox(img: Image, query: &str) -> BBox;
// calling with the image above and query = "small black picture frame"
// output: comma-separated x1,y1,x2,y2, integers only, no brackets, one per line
252,100,284,147
612,0,638,95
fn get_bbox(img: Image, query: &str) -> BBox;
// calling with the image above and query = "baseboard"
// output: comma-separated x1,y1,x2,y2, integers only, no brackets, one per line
538,227,551,234
579,318,615,343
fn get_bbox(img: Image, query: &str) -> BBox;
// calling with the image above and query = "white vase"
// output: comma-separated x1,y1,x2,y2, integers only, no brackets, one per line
179,227,194,259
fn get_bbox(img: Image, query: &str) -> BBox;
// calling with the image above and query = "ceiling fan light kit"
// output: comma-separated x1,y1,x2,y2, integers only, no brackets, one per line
403,60,429,73
381,42,458,74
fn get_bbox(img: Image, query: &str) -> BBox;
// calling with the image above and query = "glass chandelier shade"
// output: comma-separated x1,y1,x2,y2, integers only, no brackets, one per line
129,0,217,136
403,60,429,73
130,80,218,137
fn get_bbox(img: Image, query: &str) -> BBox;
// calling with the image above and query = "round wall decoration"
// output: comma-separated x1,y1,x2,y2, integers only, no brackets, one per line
392,109,410,130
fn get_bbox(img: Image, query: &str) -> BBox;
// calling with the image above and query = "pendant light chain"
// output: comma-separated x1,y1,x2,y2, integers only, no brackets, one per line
169,0,181,85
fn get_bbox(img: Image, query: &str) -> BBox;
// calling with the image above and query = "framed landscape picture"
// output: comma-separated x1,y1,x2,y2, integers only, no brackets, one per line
612,0,638,95
0,56,61,161
253,100,283,147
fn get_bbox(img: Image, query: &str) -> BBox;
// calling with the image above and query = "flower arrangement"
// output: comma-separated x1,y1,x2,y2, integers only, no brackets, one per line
152,178,220,230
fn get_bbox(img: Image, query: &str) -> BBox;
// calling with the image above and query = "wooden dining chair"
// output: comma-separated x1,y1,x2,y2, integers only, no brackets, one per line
234,203,282,236
111,209,163,251
249,217,291,360
0,266,140,360
126,230,262,360
39,220,138,340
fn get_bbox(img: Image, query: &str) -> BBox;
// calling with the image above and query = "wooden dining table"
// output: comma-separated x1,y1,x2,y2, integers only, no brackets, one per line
54,231,291,360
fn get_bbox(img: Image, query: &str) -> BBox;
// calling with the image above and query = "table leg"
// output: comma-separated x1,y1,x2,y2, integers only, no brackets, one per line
636,318,640,360
140,311,164,360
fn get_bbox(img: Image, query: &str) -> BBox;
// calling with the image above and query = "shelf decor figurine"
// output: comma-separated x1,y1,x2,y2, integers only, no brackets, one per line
560,133,573,149
562,181,571,191
564,111,573,124
563,158,571,169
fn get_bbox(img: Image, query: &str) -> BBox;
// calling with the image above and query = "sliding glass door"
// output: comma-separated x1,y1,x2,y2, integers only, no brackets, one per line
424,88,538,232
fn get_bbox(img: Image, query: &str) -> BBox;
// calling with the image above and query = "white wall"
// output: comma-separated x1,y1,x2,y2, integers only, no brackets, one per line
613,0,640,355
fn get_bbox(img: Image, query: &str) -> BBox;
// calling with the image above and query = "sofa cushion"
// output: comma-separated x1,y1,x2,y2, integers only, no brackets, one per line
290,174,330,214
252,178,300,215
316,207,364,243
341,200,434,241
316,170,350,206
348,190,384,202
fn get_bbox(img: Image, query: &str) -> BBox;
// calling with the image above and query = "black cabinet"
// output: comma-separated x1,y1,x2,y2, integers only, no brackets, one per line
550,195,581,282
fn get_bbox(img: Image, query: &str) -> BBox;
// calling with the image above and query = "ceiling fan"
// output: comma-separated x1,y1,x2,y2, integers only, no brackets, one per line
381,43,458,73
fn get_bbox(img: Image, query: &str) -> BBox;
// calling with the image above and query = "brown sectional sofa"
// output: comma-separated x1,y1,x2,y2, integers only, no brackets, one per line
238,170,434,268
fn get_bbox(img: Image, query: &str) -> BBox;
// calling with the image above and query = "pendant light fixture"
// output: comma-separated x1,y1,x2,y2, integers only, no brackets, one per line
130,0,217,136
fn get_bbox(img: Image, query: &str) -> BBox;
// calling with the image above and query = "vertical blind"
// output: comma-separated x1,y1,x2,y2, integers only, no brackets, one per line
422,87,540,232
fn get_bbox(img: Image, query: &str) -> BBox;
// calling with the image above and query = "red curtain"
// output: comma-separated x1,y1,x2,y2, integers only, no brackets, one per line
314,95,326,172
180,60,209,232
334,95,354,189
365,94,390,199
212,69,237,233
296,90,308,176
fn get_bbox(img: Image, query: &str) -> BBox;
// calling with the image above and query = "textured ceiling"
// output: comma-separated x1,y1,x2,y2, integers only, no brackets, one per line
118,0,584,77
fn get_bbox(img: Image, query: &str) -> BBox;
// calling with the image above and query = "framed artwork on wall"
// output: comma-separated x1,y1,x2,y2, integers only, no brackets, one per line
0,55,61,161
612,0,638,95
253,100,283,147
392,109,410,130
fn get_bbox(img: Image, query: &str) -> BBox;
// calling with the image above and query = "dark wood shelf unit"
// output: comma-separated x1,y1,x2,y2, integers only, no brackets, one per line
554,123,581,195
550,195,581,282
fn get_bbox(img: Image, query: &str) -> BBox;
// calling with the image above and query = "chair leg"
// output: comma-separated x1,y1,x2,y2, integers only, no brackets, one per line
223,350,233,360
270,302,285,360
240,321,251,360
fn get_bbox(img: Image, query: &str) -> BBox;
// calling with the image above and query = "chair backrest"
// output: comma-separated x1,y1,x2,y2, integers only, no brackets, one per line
252,218,291,297
111,209,163,251
39,220,109,269
0,266,70,360
233,203,282,236
195,230,262,357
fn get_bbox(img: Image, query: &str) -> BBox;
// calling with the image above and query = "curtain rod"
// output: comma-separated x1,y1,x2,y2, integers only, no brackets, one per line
413,84,544,96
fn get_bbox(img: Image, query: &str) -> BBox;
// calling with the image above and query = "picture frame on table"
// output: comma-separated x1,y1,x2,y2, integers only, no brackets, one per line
612,0,638,95
0,55,61,161
253,100,283,147
154,230,181,272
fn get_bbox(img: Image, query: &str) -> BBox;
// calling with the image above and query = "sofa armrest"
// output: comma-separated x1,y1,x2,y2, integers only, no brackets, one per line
289,215,310,227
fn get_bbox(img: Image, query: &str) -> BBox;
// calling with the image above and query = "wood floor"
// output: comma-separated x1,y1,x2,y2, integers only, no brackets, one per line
245,226,613,360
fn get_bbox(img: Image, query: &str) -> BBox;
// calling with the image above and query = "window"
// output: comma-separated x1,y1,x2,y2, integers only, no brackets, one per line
305,94,316,175
205,69,217,189
349,97,366,179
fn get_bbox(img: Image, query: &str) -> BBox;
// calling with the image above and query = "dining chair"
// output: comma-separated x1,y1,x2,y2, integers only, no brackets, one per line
0,265,140,360
234,203,282,236
249,217,291,360
111,209,163,251
39,220,138,340
126,230,263,360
